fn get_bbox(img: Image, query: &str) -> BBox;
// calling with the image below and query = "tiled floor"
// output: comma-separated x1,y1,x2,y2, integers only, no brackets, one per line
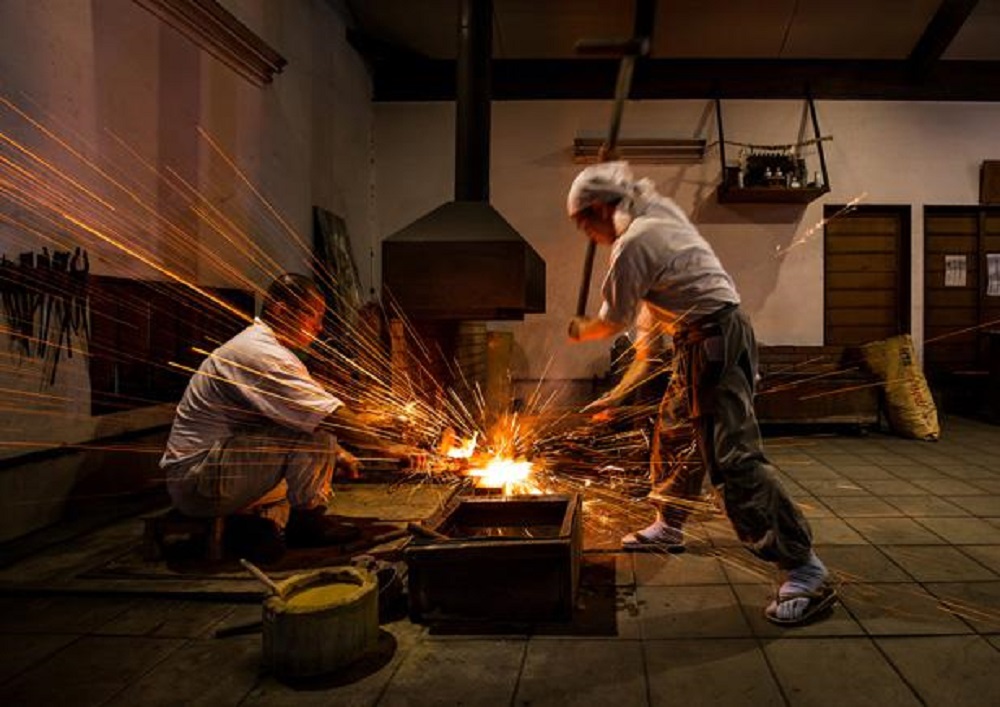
3,415,1000,705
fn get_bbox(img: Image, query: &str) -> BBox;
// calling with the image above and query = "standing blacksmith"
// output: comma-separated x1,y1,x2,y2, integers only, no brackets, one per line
566,162,834,625
161,273,421,560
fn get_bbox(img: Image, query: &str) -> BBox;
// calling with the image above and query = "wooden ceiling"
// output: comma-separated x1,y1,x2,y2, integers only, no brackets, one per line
344,0,1000,100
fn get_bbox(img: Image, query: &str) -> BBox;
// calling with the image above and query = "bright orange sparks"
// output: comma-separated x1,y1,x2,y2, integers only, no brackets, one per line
446,432,478,459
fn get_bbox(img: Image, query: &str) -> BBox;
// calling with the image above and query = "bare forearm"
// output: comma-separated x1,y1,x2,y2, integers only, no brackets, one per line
320,406,424,469
320,406,385,449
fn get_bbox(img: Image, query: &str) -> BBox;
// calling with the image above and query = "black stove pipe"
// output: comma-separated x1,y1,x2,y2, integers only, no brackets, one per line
455,0,491,202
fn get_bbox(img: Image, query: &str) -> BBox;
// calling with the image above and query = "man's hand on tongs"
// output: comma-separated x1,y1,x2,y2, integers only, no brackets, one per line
334,448,362,480
385,443,430,472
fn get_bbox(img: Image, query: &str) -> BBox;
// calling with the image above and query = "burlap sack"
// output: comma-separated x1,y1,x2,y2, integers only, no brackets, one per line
861,334,939,441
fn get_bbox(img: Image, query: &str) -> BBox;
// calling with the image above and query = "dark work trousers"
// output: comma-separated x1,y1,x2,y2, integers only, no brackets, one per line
650,305,813,569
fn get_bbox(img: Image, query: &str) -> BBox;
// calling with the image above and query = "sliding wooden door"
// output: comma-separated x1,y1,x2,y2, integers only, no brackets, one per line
924,206,1000,381
824,205,911,346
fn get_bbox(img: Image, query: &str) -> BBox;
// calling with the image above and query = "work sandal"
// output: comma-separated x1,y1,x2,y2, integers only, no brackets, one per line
765,585,837,626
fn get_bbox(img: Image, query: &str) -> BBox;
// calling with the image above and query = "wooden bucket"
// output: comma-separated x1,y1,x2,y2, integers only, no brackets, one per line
262,566,378,678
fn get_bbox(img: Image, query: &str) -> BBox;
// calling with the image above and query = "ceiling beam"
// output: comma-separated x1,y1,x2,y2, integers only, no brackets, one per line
370,58,1000,102
908,0,980,73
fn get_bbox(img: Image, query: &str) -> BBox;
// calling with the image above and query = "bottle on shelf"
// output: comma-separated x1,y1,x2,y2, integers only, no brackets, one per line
725,163,741,188
796,158,807,186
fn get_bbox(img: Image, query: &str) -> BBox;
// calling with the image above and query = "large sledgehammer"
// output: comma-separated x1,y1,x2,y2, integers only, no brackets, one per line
574,0,654,317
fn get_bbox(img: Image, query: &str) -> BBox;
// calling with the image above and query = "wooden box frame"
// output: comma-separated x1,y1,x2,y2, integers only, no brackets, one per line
405,494,582,623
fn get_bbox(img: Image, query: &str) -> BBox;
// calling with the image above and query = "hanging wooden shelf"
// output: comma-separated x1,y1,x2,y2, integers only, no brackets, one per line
717,185,829,204
715,96,831,205
573,138,706,164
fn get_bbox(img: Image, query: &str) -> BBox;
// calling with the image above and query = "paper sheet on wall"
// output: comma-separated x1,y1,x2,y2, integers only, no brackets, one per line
945,255,967,287
989,253,1000,296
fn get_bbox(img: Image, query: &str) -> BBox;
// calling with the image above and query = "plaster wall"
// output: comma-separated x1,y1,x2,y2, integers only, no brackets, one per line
374,99,1000,380
0,0,373,539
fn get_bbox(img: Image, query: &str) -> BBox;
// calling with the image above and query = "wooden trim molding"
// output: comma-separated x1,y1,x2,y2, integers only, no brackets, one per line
133,0,286,86
572,137,705,164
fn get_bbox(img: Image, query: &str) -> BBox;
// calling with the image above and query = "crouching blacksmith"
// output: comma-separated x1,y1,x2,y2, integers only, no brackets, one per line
160,273,422,560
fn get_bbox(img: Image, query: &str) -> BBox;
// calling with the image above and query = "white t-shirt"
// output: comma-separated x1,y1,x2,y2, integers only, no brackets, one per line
599,195,739,334
160,319,343,472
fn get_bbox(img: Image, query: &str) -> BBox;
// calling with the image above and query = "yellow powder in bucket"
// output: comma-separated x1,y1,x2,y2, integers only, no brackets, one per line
285,582,359,609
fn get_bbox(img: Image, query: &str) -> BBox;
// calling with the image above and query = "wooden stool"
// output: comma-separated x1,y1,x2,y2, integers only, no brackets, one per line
142,509,226,561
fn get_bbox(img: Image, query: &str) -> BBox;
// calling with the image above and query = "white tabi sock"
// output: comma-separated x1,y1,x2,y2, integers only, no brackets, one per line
779,551,828,597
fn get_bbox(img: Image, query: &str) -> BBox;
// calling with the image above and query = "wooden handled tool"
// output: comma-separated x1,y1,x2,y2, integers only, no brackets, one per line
407,522,450,541
574,0,654,318
239,558,283,597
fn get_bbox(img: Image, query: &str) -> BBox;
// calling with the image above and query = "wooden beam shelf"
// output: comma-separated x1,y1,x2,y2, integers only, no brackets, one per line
716,185,829,204
715,96,831,205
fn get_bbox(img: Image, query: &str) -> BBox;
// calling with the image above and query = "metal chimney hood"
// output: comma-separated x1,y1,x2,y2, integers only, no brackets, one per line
382,201,545,320
381,0,545,321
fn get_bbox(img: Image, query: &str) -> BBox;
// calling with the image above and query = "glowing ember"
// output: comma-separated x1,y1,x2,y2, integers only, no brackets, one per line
467,455,540,495
438,421,543,494
468,456,531,486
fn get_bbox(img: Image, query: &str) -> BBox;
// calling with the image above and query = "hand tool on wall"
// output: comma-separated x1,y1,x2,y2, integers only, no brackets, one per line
3,252,41,357
574,0,655,318
70,247,90,342
0,246,90,382
37,248,58,360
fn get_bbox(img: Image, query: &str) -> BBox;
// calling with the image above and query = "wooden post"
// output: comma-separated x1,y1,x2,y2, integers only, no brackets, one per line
208,517,226,561
715,97,728,184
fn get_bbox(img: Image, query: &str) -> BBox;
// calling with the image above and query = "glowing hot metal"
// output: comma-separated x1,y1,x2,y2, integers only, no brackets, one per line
467,456,534,495
438,429,541,495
